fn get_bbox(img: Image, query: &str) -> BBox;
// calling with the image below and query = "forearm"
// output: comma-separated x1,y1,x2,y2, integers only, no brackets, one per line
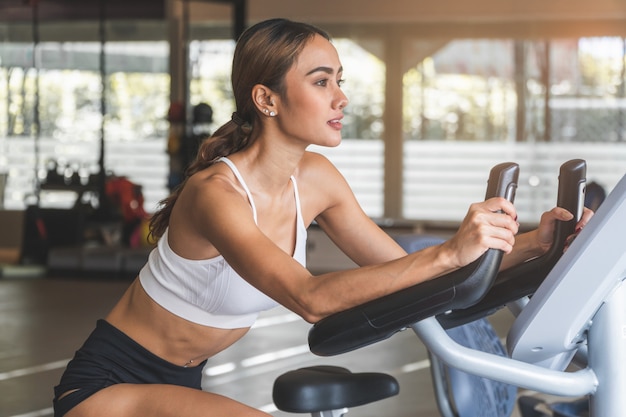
500,230,544,270
300,243,457,322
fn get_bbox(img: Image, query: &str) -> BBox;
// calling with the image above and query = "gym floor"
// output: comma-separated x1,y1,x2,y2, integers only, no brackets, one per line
0,275,533,417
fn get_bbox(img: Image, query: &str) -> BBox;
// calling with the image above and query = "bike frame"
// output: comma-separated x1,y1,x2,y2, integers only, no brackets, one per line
415,171,626,416
273,164,626,417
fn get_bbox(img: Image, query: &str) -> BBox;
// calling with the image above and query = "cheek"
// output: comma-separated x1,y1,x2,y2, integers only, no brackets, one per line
289,85,326,110
292,93,318,112
283,95,320,123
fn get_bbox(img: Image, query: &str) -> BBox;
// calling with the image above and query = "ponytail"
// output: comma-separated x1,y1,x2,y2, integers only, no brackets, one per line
148,116,252,240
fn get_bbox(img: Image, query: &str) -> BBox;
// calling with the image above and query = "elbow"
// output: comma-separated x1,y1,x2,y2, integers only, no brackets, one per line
300,312,322,324
294,298,326,324
290,288,330,324
284,273,342,324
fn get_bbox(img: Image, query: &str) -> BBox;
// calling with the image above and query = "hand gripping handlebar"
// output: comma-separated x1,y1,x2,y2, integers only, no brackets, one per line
308,162,519,356
437,159,586,329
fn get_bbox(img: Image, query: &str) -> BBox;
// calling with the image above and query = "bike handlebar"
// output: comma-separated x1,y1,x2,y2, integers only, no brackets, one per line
308,162,519,356
437,159,586,328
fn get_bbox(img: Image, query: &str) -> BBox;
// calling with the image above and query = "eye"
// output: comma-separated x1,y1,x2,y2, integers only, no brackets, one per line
316,79,329,87
337,78,345,88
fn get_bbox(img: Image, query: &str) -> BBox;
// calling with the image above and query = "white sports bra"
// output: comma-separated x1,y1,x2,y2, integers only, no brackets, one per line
139,157,307,329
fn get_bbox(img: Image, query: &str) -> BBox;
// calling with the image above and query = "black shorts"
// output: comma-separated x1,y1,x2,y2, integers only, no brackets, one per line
53,319,206,417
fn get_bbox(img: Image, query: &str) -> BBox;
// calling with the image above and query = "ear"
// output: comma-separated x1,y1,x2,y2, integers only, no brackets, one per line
251,84,277,116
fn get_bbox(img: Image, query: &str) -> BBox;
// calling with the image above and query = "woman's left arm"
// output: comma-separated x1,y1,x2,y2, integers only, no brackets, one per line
500,206,594,270
302,153,407,266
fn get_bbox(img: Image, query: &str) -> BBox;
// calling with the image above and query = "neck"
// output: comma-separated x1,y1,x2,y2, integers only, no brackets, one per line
229,136,306,192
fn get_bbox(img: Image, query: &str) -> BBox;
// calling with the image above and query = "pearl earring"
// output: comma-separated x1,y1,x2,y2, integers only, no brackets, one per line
269,111,276,117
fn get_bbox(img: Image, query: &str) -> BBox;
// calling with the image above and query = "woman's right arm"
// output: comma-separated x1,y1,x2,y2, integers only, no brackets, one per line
170,162,519,324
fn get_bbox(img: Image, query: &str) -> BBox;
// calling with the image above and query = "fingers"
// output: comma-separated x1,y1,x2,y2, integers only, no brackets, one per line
481,197,519,235
449,197,522,268
562,207,595,252
576,207,594,231
538,206,573,232
484,196,517,220
452,199,518,264
551,206,575,221
480,228,515,254
546,206,592,231
563,232,578,252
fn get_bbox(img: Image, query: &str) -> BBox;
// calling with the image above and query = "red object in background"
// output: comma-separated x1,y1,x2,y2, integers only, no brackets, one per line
167,101,185,123
105,176,147,224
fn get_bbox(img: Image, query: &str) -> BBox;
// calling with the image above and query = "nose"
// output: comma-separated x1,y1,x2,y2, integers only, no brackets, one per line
336,90,348,110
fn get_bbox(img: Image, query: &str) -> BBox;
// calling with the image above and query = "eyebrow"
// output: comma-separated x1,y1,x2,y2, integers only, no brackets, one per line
306,66,343,76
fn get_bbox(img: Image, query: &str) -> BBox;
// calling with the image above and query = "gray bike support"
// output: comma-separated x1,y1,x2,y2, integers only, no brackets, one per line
412,279,626,417
411,318,598,393
588,279,626,416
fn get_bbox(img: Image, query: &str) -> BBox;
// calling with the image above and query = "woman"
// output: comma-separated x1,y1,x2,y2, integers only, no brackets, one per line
53,18,591,417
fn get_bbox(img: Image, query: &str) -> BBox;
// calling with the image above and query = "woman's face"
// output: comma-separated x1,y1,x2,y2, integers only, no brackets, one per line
276,34,348,148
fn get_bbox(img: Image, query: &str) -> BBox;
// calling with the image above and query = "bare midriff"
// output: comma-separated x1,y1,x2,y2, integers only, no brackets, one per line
105,278,251,368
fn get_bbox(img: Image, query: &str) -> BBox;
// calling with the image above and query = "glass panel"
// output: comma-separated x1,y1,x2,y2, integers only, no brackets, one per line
1,35,39,209
403,39,515,142
188,39,236,128
333,38,385,140
0,38,170,212
403,37,626,222
549,37,626,143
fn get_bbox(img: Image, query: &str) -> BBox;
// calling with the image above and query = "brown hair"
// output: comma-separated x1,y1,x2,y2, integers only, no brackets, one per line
149,19,331,239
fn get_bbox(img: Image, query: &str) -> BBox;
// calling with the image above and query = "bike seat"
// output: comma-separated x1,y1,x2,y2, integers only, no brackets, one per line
272,365,399,413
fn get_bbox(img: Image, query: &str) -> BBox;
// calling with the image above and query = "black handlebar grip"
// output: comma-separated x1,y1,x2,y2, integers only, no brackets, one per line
307,162,519,356
556,158,586,226
448,162,519,307
485,162,519,202
438,159,586,329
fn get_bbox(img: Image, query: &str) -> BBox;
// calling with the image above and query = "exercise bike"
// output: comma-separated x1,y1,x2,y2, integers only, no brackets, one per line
273,160,625,417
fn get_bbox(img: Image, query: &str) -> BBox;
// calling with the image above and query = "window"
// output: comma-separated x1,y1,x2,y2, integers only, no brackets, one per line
0,39,170,211
403,37,626,222
2,29,624,223
403,39,515,142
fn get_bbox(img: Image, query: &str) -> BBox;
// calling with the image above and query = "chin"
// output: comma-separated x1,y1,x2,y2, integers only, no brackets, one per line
321,134,343,148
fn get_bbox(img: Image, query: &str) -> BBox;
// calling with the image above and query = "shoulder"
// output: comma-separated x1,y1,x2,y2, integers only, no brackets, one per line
294,150,357,222
186,162,242,198
169,162,259,255
178,162,251,220
296,150,346,184
295,151,352,198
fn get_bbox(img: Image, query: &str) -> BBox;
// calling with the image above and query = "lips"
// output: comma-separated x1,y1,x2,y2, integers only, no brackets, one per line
328,117,343,130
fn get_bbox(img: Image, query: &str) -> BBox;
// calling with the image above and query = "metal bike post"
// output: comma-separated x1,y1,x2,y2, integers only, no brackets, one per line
588,279,626,416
